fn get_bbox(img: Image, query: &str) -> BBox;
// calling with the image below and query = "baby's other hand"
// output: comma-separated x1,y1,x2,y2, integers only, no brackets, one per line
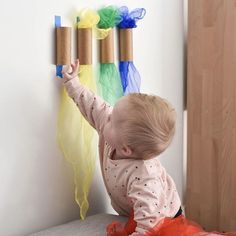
61,59,80,83
107,222,128,236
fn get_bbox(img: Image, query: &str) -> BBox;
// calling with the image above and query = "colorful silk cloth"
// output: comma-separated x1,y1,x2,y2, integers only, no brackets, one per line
117,6,146,95
57,9,99,220
107,209,236,236
97,6,123,105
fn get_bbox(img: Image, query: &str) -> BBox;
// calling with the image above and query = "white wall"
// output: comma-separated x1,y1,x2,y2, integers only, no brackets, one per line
0,0,184,235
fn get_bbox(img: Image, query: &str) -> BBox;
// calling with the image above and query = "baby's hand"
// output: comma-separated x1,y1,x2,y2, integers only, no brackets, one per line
107,222,128,236
61,59,80,83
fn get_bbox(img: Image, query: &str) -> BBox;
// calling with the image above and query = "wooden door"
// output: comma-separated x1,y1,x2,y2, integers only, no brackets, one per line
186,0,236,231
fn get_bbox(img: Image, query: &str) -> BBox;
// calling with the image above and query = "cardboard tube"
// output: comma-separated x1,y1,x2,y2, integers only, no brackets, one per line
56,27,71,65
100,29,114,63
77,28,92,65
119,28,133,61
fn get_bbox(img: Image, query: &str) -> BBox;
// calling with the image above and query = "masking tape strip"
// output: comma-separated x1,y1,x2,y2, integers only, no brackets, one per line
55,15,62,78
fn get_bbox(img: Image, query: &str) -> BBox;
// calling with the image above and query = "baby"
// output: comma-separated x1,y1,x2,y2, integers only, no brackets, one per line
61,60,182,236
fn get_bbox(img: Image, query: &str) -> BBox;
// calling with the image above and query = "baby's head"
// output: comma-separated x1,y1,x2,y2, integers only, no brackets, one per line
104,93,176,160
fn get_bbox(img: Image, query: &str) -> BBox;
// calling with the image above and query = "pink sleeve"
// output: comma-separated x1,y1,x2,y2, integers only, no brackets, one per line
63,77,112,133
127,177,166,236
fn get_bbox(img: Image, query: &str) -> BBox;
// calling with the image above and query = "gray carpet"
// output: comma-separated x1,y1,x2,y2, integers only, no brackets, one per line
29,214,127,236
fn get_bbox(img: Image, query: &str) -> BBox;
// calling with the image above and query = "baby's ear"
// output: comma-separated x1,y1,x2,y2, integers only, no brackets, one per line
121,145,133,157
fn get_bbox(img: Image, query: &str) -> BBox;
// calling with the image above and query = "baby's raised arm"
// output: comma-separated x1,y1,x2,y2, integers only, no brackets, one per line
61,60,112,133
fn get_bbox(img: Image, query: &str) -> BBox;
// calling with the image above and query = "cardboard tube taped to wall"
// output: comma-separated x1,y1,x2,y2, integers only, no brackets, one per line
77,28,92,65
100,29,114,63
56,27,71,65
119,28,133,61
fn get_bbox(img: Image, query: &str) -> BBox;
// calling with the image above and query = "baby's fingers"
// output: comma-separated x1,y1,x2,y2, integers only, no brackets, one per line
61,64,71,74
68,60,79,76
62,72,73,83
74,59,80,72
71,59,79,69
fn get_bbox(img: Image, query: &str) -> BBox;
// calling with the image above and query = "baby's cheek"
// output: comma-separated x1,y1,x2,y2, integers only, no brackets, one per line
105,128,116,147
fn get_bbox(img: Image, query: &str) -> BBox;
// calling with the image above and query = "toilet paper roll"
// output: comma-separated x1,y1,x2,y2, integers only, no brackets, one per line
56,27,71,65
119,28,133,61
100,29,114,63
77,28,92,65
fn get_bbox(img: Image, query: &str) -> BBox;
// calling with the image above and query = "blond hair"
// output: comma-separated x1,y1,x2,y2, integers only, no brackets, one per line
117,93,176,159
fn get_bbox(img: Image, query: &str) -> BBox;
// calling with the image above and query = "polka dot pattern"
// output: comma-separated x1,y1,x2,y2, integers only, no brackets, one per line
102,143,181,232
